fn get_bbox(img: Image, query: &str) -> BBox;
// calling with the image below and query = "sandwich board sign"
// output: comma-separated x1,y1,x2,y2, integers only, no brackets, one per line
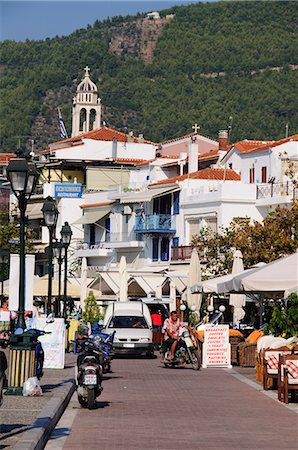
202,324,232,368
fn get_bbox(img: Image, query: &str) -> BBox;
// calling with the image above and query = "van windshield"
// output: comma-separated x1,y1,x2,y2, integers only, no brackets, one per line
108,316,148,329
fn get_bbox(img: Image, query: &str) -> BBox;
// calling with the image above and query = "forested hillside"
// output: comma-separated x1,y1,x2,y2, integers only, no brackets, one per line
0,1,297,151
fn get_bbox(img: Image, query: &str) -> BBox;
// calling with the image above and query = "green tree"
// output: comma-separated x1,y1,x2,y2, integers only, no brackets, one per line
191,201,298,277
82,291,103,325
263,293,298,338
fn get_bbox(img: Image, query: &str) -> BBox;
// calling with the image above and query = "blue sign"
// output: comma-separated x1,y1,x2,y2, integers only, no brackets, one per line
54,183,82,198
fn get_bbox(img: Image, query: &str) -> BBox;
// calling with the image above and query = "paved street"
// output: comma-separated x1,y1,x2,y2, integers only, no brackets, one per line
48,355,298,450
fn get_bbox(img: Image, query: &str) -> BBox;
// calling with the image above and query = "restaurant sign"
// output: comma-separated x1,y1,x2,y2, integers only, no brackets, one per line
202,324,232,368
54,183,82,198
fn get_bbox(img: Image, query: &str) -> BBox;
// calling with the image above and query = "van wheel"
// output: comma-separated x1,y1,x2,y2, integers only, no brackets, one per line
146,350,155,358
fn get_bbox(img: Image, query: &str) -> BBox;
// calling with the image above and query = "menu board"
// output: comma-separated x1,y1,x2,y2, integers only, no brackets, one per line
202,325,232,368
36,317,66,369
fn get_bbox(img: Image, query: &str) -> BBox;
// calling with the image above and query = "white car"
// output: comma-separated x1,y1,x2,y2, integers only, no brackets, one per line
103,302,154,356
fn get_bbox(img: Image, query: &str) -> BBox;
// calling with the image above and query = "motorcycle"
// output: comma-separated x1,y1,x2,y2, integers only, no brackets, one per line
161,327,201,371
0,337,8,407
90,329,115,374
76,336,103,409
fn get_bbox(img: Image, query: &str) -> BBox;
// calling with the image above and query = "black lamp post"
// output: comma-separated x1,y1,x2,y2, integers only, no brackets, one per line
61,222,72,319
52,240,65,317
42,196,59,315
0,248,9,305
6,149,39,330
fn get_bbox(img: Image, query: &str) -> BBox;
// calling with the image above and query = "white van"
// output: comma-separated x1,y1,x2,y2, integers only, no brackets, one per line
103,302,153,355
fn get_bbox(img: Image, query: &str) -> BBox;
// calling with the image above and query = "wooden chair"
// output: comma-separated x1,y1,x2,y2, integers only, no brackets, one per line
279,354,298,404
262,347,292,390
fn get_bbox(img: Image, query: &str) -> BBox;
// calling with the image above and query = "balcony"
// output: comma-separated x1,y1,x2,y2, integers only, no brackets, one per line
134,214,176,234
256,181,297,207
102,232,144,249
76,241,113,258
171,246,193,261
257,181,297,199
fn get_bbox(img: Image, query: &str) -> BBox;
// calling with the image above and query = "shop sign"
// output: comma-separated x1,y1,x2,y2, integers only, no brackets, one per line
202,324,232,368
54,183,82,198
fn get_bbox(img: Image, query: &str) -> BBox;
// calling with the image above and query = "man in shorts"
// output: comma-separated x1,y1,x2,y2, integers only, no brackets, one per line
163,311,181,360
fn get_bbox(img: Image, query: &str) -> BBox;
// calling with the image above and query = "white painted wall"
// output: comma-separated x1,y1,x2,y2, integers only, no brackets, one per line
221,141,298,184
52,139,156,161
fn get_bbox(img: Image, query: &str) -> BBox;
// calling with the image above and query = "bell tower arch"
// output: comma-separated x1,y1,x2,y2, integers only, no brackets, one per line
72,66,101,137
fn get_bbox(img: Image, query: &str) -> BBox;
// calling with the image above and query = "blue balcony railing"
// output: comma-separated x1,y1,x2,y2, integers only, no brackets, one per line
134,214,176,234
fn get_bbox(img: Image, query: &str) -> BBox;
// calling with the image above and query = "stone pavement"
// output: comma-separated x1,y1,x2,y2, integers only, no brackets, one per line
0,353,76,449
48,356,298,450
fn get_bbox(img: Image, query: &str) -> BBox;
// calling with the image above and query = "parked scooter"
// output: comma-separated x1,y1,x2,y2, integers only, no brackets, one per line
0,337,8,407
161,327,201,370
76,336,103,409
90,330,115,374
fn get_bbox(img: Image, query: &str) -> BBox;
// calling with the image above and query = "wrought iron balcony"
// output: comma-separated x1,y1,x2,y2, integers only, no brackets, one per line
171,245,193,261
256,182,297,200
134,214,176,234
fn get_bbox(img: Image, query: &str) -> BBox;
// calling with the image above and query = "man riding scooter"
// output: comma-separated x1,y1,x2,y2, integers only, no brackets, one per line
162,311,183,361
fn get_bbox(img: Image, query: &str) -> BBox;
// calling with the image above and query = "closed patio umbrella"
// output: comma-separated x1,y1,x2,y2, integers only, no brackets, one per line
80,256,88,308
229,250,246,324
187,248,202,317
119,256,128,302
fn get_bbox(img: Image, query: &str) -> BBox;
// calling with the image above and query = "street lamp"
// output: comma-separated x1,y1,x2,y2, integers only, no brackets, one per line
42,196,59,315
0,248,9,305
52,240,65,317
61,222,72,319
6,149,39,330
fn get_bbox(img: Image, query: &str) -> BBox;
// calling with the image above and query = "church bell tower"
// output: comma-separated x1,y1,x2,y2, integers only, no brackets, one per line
72,66,101,137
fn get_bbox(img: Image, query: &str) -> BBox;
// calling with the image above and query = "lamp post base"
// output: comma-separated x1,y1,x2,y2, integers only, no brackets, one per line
5,333,37,396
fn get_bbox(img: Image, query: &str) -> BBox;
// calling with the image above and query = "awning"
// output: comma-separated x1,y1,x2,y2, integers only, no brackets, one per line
170,277,187,294
26,203,43,219
100,272,120,295
73,207,110,225
133,275,167,296
119,186,179,204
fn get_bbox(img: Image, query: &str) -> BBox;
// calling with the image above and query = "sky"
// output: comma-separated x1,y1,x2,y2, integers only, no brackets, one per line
0,0,208,41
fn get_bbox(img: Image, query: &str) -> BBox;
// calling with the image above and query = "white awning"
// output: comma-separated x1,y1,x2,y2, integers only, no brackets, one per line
170,277,187,294
26,203,43,219
100,272,120,295
133,275,167,296
119,186,179,204
73,208,110,225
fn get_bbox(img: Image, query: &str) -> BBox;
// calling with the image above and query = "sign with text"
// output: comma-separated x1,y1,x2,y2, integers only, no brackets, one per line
35,317,66,369
202,324,232,368
54,183,82,198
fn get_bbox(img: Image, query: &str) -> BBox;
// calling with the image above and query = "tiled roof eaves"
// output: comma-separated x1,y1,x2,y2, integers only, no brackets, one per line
149,168,240,186
80,201,114,209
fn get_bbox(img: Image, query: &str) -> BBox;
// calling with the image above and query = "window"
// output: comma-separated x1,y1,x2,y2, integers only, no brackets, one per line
188,220,200,241
152,237,159,261
161,237,169,261
249,167,255,183
228,163,233,169
108,316,148,329
90,224,96,245
105,217,110,242
172,237,179,247
261,166,267,183
173,191,180,215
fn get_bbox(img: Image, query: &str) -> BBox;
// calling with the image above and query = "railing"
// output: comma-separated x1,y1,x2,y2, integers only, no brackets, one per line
134,214,176,233
256,182,297,200
171,246,193,261
77,241,106,250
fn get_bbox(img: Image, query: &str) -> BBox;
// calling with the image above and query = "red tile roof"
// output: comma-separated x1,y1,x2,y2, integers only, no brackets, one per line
113,158,155,166
54,126,156,146
80,201,113,209
150,168,240,186
231,134,298,155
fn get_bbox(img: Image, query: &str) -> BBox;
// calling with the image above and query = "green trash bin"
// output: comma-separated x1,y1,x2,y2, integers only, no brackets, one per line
6,333,37,395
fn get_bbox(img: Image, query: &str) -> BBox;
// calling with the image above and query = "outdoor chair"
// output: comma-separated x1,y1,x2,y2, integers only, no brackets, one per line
262,347,292,390
278,354,298,404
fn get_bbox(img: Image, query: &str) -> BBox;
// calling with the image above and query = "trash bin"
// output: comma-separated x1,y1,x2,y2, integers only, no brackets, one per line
6,333,37,395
